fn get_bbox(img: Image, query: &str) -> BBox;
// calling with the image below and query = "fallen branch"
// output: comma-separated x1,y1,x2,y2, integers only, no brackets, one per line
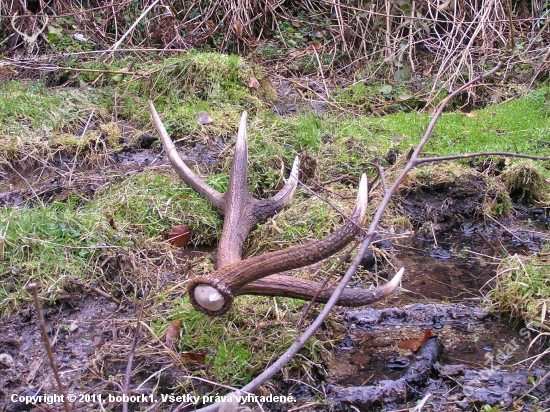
328,337,443,409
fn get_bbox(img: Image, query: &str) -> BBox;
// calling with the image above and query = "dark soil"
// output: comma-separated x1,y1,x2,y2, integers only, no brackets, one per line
396,174,489,232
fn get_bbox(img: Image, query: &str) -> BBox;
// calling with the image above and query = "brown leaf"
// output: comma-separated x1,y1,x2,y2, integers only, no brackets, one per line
309,41,322,51
168,225,192,247
397,329,432,353
291,20,301,28
0,68,17,77
248,77,260,89
198,113,213,125
165,320,182,347
92,335,105,349
234,20,243,39
275,181,284,191
181,351,206,363
463,112,479,119
105,213,117,230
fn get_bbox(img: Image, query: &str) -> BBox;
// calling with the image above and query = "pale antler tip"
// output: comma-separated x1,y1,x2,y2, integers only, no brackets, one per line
290,156,300,179
388,267,404,290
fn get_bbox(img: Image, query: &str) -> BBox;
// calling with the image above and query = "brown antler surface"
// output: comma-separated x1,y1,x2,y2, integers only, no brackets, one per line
149,101,299,268
149,102,403,316
239,268,404,306
188,175,369,315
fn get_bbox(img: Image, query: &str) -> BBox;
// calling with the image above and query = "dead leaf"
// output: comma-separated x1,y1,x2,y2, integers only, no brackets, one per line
165,320,182,347
198,113,213,125
248,77,260,89
181,351,206,363
310,41,322,51
168,225,192,247
275,181,284,191
292,20,301,28
463,112,479,119
0,68,17,77
105,213,117,230
398,329,432,353
234,20,243,39
92,335,105,349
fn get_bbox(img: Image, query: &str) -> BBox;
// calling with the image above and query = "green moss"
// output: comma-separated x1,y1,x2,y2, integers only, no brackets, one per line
501,160,549,201
488,253,550,333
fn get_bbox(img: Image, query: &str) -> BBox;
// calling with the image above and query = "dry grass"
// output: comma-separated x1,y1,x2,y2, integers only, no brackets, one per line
1,0,548,105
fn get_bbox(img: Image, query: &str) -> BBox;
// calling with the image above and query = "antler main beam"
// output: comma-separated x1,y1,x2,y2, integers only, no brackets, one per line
149,102,402,316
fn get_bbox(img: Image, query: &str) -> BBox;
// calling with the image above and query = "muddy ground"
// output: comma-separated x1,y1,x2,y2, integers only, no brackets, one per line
1,100,550,411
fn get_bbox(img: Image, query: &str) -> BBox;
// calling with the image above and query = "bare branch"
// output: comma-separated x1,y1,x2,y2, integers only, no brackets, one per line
29,283,71,412
122,289,149,412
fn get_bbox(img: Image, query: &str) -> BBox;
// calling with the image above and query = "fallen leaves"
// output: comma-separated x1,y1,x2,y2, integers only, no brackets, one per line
165,320,181,348
398,329,432,353
181,351,207,363
168,225,192,247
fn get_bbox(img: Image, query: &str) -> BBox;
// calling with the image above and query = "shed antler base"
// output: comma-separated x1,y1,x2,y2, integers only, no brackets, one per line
149,101,403,316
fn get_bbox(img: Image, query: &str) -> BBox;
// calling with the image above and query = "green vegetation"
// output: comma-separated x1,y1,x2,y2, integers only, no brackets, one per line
488,253,550,334
171,296,332,387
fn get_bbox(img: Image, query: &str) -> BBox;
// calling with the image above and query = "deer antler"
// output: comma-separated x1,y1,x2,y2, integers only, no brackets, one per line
149,101,402,316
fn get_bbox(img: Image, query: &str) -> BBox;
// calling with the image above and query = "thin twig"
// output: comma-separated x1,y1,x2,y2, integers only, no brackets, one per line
28,283,71,412
368,162,388,193
412,392,432,412
476,231,498,255
65,276,121,305
122,289,149,412
68,109,94,188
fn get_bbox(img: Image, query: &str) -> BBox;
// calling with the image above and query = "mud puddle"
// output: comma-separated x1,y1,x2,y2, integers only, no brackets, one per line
0,138,227,207
324,228,550,410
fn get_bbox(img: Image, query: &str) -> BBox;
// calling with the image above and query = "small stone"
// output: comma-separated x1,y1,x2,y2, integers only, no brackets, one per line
0,353,14,369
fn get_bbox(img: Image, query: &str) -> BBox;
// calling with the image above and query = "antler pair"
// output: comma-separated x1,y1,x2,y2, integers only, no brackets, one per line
149,102,402,316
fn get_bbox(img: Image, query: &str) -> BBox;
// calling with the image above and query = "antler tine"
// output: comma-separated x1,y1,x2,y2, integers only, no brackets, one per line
239,268,404,305
254,155,300,221
217,111,255,266
148,100,224,209
188,174,369,316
